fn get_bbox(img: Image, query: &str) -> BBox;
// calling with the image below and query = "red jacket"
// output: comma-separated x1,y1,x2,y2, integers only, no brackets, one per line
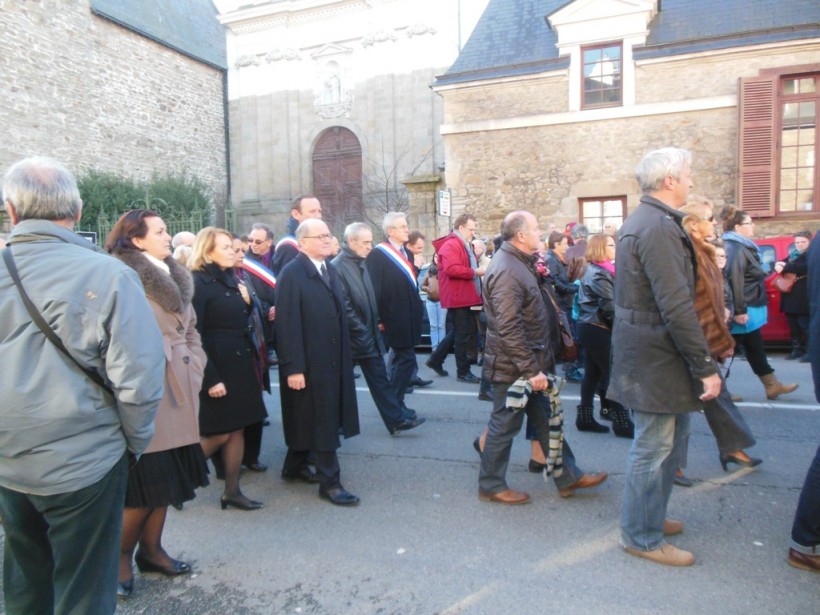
433,232,482,308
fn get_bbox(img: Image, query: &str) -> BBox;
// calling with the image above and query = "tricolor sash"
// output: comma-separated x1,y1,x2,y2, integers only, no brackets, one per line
242,258,276,288
374,242,417,288
276,236,299,251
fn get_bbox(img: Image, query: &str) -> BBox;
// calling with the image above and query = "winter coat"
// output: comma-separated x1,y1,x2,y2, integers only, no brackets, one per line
724,235,767,315
365,243,424,349
780,250,809,315
0,220,163,495
609,196,718,414
192,264,267,435
115,251,207,453
482,241,554,384
576,262,614,328
332,246,385,359
271,216,300,277
275,253,360,451
544,249,576,311
433,232,482,309
689,240,735,361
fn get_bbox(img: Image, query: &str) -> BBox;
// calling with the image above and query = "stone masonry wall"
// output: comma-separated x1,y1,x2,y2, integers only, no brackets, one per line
0,0,227,222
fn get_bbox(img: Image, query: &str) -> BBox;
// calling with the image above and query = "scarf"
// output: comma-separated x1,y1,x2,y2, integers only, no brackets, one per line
723,230,761,256
593,260,615,276
506,377,564,478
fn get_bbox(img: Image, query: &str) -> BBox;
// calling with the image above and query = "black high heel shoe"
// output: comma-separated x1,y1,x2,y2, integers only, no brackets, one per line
473,437,482,455
528,459,547,473
220,494,263,511
720,453,763,472
134,553,192,576
117,578,134,597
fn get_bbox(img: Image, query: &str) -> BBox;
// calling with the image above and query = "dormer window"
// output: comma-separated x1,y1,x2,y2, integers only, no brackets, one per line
582,42,622,108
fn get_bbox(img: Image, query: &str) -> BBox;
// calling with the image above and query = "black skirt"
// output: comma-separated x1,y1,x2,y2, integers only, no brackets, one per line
124,444,209,509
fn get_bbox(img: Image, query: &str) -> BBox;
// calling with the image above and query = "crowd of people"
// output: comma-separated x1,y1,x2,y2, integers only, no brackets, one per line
0,152,818,613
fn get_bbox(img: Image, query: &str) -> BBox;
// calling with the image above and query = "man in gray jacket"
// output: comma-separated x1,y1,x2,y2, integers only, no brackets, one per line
0,157,164,614
610,148,721,567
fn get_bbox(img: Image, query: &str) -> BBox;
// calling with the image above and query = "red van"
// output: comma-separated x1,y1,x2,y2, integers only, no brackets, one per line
753,235,796,345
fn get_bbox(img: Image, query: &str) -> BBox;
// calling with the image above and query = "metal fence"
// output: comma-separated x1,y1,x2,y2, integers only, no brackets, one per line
80,209,236,246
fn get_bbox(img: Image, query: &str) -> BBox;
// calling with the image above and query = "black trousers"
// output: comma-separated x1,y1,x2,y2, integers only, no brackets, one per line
731,328,773,377
283,448,341,490
429,307,477,377
358,356,406,429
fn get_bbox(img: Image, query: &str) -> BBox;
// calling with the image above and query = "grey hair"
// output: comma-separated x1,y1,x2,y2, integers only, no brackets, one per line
2,157,82,222
570,224,589,240
500,211,530,241
171,231,196,249
250,222,273,240
344,221,371,242
635,147,692,194
382,211,407,236
295,218,326,240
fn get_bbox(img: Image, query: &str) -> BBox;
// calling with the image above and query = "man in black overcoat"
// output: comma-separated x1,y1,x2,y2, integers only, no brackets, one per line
275,219,360,506
333,222,426,435
365,212,425,416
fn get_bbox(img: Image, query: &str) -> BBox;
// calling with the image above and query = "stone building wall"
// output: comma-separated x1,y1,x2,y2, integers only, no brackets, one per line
0,0,227,222
439,42,820,238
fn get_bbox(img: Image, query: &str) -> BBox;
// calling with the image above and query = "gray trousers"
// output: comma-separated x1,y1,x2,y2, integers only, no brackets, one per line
479,382,582,493
702,374,756,455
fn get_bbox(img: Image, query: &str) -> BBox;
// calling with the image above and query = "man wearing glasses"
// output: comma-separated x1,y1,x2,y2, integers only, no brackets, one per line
275,219,360,505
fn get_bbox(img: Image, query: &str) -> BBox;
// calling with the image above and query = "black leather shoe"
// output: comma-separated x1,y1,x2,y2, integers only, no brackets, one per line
134,553,192,576
478,390,493,401
281,467,320,484
117,578,134,598
425,359,449,377
219,494,263,510
403,408,418,420
389,417,426,435
319,486,360,506
410,377,433,388
528,459,547,473
246,462,268,472
457,372,480,384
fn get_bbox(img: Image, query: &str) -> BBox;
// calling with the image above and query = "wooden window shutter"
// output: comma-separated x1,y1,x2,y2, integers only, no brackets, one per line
737,75,776,217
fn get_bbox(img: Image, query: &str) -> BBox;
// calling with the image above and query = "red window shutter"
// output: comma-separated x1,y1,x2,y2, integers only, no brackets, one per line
737,75,776,217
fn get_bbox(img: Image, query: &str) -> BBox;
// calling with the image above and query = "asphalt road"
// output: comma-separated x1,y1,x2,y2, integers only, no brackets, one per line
1,351,818,614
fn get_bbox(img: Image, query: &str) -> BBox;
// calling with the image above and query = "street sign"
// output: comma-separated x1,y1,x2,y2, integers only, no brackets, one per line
438,189,451,217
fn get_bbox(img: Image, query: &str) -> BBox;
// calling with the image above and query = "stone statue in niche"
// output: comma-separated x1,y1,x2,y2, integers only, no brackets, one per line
314,61,352,119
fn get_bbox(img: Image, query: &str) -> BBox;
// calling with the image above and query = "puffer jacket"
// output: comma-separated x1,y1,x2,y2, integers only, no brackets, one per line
433,232,482,308
482,241,554,384
609,196,718,414
0,220,164,495
576,262,614,328
724,235,767,315
332,246,386,359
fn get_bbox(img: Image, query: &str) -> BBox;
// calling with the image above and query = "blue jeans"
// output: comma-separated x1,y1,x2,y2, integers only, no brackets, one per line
425,300,447,350
621,411,691,551
0,453,128,615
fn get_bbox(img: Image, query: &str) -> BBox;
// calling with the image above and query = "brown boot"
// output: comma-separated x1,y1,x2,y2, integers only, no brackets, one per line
759,373,798,400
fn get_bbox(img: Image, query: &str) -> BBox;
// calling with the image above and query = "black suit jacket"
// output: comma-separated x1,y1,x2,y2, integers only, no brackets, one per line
365,245,423,349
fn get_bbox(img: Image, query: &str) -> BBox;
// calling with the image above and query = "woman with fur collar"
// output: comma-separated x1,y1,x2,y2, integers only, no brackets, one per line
106,210,209,598
678,198,761,480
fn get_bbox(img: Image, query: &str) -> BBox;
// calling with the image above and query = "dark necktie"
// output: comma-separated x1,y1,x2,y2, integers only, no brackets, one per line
320,262,330,285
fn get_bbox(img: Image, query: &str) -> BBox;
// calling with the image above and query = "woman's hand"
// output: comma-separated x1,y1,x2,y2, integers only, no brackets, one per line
733,313,749,325
208,383,227,397
237,282,251,305
288,373,306,390
774,261,785,273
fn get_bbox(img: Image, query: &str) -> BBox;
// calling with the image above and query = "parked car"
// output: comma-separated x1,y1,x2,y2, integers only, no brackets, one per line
753,235,796,345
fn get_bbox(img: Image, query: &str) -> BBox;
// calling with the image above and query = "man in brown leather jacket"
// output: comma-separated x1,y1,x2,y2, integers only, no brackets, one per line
478,211,608,505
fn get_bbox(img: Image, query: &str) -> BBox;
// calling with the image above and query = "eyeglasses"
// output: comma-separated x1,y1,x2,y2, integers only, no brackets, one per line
250,238,269,245
739,220,754,226
715,253,727,258
305,233,333,241
606,243,616,248
701,216,714,222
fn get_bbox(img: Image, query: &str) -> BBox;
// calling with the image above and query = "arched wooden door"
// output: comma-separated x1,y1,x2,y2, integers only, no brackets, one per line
312,127,363,237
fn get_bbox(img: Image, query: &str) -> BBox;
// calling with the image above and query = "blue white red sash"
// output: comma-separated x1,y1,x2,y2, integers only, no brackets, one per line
242,258,276,288
374,242,417,288
276,236,299,251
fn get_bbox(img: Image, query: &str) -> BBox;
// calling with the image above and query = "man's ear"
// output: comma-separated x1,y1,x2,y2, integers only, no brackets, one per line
75,202,83,224
4,199,19,225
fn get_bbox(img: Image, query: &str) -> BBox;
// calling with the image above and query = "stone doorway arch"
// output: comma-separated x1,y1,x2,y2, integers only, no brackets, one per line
312,127,363,237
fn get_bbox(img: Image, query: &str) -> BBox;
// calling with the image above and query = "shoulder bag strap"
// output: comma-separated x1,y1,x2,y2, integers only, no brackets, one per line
2,247,114,395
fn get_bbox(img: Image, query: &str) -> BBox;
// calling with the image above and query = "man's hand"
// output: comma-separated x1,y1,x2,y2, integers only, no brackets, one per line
208,383,227,398
529,372,549,392
699,373,721,401
238,282,250,305
288,373,306,390
268,306,275,321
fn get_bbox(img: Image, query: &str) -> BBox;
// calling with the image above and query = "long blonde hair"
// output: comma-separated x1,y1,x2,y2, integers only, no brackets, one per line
188,226,233,271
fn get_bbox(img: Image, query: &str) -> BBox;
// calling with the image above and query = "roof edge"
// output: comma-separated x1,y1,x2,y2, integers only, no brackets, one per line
435,57,570,87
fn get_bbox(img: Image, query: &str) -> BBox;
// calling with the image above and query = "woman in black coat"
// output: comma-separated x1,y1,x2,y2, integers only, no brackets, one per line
190,227,267,511
775,231,812,360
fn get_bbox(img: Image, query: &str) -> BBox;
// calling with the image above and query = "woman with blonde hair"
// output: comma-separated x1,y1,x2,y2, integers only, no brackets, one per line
679,198,761,474
190,227,267,510
575,234,634,437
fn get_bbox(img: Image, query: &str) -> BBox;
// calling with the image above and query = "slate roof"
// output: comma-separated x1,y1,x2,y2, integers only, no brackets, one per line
437,0,820,86
91,0,227,70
